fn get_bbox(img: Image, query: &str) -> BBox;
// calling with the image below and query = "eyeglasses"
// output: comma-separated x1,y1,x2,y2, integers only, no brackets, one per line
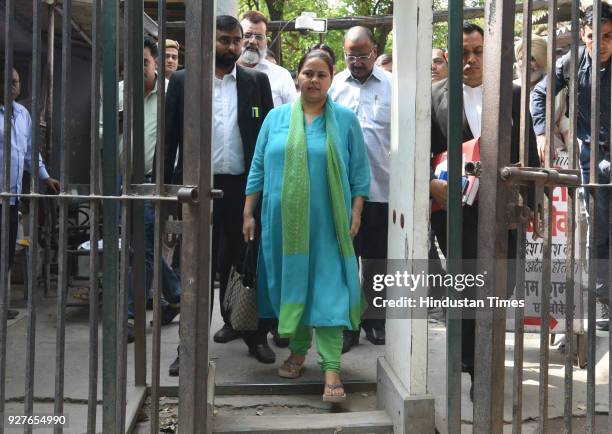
344,50,374,63
244,33,266,42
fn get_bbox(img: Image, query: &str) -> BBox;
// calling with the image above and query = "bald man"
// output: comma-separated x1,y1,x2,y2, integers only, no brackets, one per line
0,66,59,319
329,26,392,352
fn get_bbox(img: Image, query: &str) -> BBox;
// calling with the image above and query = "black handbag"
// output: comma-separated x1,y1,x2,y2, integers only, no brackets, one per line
223,241,258,331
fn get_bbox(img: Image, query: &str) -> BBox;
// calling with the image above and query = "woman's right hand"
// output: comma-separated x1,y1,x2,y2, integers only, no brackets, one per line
243,215,256,242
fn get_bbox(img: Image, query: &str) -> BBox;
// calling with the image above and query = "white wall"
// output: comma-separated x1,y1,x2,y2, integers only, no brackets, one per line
386,0,432,395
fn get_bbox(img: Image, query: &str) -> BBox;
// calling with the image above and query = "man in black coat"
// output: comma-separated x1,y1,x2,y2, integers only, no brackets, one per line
164,16,275,375
429,22,538,400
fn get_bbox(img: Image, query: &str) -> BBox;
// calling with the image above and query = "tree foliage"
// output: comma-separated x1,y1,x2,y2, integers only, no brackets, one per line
239,0,393,73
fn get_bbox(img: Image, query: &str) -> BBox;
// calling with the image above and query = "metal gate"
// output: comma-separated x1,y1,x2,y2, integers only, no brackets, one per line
0,0,214,432
439,0,611,432
1,0,611,433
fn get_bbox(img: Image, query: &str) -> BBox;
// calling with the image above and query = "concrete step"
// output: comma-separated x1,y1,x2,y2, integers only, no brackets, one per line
213,410,393,434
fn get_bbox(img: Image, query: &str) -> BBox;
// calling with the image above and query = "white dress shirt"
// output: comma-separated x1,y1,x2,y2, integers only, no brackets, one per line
463,84,483,138
255,58,297,107
329,66,392,202
213,66,245,175
0,102,50,205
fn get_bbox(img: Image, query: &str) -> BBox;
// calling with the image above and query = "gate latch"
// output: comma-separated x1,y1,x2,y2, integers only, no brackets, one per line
177,186,199,203
177,187,224,203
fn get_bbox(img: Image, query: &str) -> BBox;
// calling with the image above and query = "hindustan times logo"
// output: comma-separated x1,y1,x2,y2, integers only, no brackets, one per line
372,270,487,292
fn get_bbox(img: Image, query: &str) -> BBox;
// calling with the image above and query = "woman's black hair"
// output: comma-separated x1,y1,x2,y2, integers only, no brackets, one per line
297,49,334,76
309,43,337,66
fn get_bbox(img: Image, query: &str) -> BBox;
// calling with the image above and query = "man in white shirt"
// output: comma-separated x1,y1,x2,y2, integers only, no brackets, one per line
429,22,538,401
237,10,296,107
429,23,484,401
163,16,275,374
329,26,392,352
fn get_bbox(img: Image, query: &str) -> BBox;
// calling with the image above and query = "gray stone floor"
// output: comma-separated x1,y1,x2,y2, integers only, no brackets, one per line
4,283,610,433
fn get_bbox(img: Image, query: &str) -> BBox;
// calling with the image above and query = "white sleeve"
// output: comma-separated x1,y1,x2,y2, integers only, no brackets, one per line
281,68,297,104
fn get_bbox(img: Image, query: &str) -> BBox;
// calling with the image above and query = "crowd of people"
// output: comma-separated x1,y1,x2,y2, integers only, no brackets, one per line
122,4,610,403
1,3,609,405
120,11,394,401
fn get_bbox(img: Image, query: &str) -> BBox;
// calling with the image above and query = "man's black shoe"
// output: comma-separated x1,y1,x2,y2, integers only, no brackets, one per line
248,344,276,364
213,324,240,343
364,327,385,345
127,323,135,344
272,329,289,348
596,320,610,331
342,330,359,353
146,299,153,310
161,304,180,325
7,309,18,320
169,356,180,376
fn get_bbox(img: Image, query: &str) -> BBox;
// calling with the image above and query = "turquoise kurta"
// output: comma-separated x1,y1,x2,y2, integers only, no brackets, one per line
245,101,370,336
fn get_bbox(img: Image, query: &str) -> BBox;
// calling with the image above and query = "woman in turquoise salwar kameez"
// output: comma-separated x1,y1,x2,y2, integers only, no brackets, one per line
243,49,370,402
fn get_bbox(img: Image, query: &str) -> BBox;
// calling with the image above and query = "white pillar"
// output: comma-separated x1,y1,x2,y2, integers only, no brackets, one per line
386,0,432,395
216,0,238,17
376,1,435,433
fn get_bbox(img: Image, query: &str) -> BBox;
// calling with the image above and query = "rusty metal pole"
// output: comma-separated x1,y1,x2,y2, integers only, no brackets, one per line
473,0,516,432
178,0,215,432
512,2,533,432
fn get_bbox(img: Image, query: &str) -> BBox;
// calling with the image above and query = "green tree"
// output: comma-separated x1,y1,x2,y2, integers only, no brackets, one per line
239,0,394,73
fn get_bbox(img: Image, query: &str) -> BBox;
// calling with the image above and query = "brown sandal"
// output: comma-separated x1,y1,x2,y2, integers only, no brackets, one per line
277,358,305,379
322,383,346,403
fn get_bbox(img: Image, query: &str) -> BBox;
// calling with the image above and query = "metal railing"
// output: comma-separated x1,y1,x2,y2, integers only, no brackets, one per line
0,0,214,432
441,0,611,433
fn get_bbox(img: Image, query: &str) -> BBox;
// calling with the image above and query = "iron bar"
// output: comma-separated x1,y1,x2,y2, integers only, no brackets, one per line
87,2,101,431
512,2,533,432
53,1,73,432
150,0,167,432
116,0,134,430
609,30,612,434
586,2,602,433
43,1,56,299
537,2,559,431
102,0,120,430
500,167,581,186
45,1,55,166
445,0,463,431
473,0,516,431
132,0,147,390
167,2,552,30
178,0,215,431
24,0,43,432
564,2,581,433
0,1,15,432
0,192,184,201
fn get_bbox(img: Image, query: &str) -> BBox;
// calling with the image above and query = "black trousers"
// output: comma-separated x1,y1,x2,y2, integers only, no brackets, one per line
0,205,19,268
431,205,479,375
431,205,516,376
354,202,388,331
211,174,271,346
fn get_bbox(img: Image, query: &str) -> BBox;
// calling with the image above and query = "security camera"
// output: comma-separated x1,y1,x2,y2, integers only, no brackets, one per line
295,12,327,33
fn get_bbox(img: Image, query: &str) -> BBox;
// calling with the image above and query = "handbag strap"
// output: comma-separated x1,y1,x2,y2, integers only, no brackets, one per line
242,240,257,287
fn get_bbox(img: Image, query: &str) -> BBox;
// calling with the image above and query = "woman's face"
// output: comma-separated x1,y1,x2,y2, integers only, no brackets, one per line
298,57,332,104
